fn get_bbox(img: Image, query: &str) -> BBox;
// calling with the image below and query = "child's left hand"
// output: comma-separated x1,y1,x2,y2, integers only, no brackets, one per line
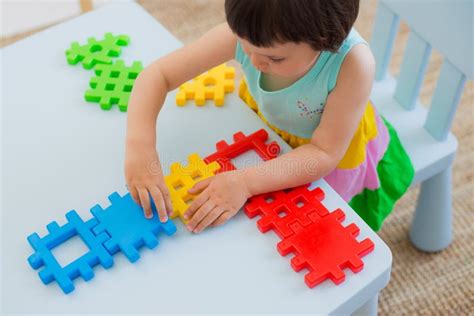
184,171,251,233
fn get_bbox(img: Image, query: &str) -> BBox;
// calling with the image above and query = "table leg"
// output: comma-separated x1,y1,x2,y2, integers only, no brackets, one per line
352,293,379,316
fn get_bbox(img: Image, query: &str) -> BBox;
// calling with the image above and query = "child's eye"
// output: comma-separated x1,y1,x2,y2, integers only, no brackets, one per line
269,57,285,64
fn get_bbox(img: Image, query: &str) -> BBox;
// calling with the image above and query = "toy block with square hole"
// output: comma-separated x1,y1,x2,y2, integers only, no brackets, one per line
90,192,177,263
66,33,129,70
176,63,235,106
164,153,221,223
85,60,143,112
244,185,329,239
277,208,375,288
204,129,280,173
27,210,114,294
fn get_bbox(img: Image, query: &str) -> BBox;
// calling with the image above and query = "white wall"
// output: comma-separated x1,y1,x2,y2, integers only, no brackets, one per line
0,0,135,37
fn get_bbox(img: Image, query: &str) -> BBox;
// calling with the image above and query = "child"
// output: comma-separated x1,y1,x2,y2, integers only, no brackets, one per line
125,0,414,233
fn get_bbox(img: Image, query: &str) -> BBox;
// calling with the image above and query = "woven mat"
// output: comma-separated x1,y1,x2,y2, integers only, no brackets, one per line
2,0,472,314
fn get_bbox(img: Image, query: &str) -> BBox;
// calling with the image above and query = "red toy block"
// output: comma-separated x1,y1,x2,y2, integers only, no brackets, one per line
204,129,280,173
277,209,375,288
244,185,329,239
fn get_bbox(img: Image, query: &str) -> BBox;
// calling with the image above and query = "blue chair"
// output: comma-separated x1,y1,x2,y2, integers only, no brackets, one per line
369,0,473,252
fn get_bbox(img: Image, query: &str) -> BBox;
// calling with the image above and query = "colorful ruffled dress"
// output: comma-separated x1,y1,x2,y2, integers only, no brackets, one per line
235,29,414,231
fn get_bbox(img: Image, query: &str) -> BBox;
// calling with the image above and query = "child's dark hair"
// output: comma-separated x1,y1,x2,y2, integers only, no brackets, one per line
225,0,359,53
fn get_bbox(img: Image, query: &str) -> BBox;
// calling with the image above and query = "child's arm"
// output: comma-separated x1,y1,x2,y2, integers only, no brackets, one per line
125,22,237,222
243,44,376,194
184,44,375,233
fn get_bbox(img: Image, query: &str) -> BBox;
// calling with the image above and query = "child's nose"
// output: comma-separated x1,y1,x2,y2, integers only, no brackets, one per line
250,54,268,70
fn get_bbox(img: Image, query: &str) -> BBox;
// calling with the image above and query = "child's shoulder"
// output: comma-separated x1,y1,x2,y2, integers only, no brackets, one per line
327,29,375,91
331,29,371,63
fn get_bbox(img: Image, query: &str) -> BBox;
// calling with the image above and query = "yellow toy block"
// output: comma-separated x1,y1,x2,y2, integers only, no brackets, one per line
164,153,220,223
176,63,235,107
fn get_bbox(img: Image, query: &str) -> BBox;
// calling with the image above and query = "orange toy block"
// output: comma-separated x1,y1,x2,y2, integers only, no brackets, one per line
164,153,220,223
176,63,235,107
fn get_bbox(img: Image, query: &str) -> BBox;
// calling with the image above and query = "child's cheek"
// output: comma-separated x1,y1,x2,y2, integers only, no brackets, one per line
287,60,315,77
276,63,303,78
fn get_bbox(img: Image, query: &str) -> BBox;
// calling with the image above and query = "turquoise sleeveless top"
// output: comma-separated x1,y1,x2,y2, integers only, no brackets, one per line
234,28,368,139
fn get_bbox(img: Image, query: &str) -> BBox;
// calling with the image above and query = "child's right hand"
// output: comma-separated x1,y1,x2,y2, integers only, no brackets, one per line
125,142,173,222
123,22,237,222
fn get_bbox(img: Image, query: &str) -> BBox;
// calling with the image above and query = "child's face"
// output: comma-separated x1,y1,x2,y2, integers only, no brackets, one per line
238,37,319,78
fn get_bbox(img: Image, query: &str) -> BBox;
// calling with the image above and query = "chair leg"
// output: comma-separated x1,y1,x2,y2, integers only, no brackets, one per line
352,293,379,316
410,166,453,252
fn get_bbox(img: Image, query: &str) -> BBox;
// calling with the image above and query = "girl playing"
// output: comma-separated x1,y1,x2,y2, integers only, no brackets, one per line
125,0,414,233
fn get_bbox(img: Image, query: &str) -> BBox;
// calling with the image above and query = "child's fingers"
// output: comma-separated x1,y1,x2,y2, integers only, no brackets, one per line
184,191,209,220
210,211,231,227
150,186,168,223
188,178,211,194
129,186,141,206
193,207,223,233
159,184,174,216
138,188,152,219
186,200,215,232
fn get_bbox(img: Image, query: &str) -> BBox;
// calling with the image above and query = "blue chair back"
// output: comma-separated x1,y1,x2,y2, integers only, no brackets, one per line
370,0,473,141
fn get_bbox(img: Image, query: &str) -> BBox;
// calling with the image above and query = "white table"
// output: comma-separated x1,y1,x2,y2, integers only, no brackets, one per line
1,3,392,315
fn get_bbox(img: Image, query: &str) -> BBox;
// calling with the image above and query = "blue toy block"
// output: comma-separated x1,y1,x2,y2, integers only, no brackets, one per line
90,192,177,263
27,210,114,294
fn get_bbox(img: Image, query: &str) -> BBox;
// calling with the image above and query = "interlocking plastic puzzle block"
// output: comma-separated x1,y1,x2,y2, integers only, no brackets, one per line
277,209,375,288
85,60,143,112
165,153,220,222
90,192,177,263
244,185,329,239
27,210,114,294
65,33,130,69
204,129,280,173
176,63,235,106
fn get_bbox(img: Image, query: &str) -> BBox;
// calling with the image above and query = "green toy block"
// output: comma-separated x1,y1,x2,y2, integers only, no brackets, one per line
66,33,130,70
85,60,143,112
